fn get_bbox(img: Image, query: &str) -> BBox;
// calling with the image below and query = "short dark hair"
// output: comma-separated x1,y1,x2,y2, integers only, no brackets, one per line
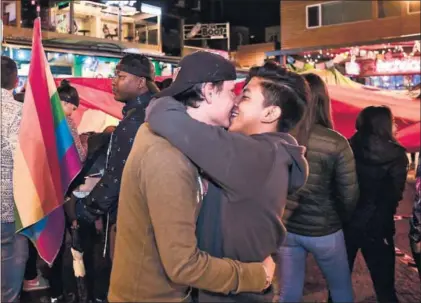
1,56,18,90
247,62,310,133
173,81,224,108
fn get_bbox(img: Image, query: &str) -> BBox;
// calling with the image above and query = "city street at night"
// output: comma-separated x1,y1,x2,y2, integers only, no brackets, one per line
1,1,420,302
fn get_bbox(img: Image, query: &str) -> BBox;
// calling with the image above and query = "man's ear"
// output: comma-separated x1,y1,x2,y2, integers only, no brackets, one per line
261,105,281,124
137,77,147,89
202,83,214,104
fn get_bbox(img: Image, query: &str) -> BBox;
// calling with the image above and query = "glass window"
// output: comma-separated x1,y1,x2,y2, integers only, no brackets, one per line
307,5,321,28
319,1,372,26
322,2,343,25
342,1,372,23
408,1,421,13
378,0,401,18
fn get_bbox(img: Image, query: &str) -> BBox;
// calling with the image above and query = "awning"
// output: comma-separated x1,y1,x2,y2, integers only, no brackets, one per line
267,34,421,57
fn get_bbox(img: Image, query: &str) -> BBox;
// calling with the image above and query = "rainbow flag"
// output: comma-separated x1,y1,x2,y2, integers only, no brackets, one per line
13,18,82,265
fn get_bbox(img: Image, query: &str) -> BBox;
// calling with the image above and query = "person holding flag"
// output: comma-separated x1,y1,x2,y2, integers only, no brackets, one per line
12,17,83,302
1,56,29,303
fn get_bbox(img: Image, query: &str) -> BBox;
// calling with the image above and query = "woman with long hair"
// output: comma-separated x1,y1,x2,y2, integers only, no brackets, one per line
278,73,359,302
347,106,408,303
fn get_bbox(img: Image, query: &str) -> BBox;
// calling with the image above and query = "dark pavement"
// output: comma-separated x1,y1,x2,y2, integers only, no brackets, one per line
22,176,420,302
302,174,421,302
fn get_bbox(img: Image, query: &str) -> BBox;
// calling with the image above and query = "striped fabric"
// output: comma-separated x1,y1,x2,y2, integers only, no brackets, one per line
13,18,82,265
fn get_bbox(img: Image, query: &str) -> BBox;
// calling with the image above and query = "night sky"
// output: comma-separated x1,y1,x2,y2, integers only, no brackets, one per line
222,0,280,28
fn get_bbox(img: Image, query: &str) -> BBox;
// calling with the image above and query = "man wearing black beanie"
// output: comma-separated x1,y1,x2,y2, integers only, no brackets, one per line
74,54,159,267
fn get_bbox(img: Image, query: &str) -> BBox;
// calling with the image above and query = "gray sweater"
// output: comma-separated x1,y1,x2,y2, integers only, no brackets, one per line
1,89,22,223
147,97,309,301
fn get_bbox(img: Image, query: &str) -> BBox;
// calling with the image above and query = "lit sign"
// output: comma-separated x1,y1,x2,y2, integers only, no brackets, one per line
376,58,421,74
183,23,228,40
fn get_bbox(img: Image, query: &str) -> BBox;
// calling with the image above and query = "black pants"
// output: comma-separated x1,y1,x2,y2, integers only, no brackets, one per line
49,230,67,298
24,241,39,280
411,153,416,164
410,242,421,282
48,221,111,300
345,230,399,303
78,221,111,301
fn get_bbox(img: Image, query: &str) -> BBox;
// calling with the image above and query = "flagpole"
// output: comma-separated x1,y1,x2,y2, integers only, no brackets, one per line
36,5,40,18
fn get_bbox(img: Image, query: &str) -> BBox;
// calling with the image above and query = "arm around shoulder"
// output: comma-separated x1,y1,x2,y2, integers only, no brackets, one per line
142,143,267,294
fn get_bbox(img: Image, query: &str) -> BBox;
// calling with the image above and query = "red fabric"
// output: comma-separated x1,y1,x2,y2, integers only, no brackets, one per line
396,122,421,153
54,78,420,151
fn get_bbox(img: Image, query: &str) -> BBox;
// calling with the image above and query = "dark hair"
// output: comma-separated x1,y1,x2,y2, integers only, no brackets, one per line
57,79,80,107
173,81,224,108
356,106,396,143
1,56,18,90
293,73,334,146
247,61,310,134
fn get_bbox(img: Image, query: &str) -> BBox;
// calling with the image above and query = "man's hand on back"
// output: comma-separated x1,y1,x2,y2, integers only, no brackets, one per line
262,255,276,289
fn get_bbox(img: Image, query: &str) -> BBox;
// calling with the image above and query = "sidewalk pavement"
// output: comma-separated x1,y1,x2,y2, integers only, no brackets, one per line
302,251,420,302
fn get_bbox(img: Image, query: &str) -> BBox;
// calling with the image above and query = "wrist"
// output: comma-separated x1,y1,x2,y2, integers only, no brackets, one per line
262,264,272,290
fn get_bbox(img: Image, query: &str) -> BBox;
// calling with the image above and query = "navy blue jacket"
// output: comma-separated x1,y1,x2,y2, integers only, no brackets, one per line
76,92,153,224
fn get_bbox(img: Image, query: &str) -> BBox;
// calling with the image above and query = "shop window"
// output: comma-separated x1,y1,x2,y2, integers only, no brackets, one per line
378,0,401,18
408,1,421,13
306,4,321,28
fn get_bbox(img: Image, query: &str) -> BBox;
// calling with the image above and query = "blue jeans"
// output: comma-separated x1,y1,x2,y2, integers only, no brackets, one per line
277,230,353,303
1,222,29,302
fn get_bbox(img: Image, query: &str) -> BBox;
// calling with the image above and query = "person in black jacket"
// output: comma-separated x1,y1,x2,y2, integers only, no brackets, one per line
347,106,408,303
409,153,421,281
74,54,159,249
279,73,358,303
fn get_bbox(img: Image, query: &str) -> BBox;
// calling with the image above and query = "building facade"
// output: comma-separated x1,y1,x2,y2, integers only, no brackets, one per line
279,0,421,90
280,0,420,51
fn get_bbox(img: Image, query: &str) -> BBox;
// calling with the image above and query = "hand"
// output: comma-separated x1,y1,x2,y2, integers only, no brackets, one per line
71,220,79,229
94,217,104,234
262,255,276,287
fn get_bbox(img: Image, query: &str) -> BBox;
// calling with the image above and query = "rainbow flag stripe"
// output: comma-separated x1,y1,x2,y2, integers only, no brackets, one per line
13,18,82,265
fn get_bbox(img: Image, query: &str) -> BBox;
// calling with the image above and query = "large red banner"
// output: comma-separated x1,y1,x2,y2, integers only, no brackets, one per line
55,78,420,152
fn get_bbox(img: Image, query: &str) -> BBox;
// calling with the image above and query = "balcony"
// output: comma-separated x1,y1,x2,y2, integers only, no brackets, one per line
1,1,163,56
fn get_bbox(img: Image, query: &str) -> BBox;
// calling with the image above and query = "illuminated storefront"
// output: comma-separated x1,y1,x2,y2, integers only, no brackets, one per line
1,46,177,92
343,42,421,90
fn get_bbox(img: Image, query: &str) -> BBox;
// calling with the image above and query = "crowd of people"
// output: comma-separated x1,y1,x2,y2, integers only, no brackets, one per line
1,52,420,303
